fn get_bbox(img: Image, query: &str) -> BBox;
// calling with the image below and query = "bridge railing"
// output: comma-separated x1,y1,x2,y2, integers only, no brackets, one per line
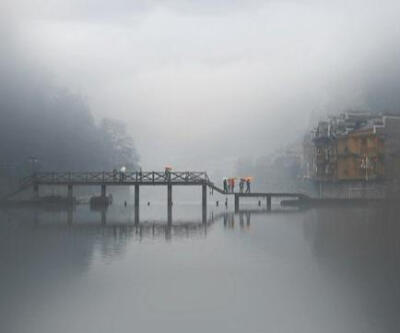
30,171,209,184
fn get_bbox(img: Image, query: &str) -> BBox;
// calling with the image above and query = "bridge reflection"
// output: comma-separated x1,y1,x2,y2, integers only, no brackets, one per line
33,207,222,241
223,211,252,230
14,204,307,241
30,208,257,240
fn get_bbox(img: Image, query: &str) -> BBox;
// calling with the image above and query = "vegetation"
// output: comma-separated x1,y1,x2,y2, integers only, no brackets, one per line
0,32,139,192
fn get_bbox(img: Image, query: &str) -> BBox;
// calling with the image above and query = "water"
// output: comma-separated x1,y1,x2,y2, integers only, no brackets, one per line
1,202,400,333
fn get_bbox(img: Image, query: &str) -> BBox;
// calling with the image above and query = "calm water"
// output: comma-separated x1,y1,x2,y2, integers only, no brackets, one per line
1,202,400,333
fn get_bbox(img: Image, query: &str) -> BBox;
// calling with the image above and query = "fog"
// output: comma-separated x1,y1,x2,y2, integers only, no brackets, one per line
2,0,400,176
3,3,400,331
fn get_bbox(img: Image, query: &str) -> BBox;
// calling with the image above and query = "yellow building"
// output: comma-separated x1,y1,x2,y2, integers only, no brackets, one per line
307,113,400,183
304,113,400,198
335,129,384,181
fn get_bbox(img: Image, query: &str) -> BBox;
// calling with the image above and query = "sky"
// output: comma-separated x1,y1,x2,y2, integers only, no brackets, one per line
2,0,400,177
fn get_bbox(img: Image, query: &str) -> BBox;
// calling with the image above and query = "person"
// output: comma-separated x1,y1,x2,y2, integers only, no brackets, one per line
113,168,118,181
165,166,171,181
223,178,228,193
246,178,251,193
231,178,235,193
239,179,244,193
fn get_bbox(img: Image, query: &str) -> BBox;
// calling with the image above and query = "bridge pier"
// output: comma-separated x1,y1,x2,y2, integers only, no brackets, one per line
267,195,271,211
135,184,140,224
101,184,106,198
167,184,172,224
202,183,207,223
234,194,239,213
67,184,73,203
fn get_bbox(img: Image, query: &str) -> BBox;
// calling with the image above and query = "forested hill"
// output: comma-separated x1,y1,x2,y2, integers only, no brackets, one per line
0,29,139,180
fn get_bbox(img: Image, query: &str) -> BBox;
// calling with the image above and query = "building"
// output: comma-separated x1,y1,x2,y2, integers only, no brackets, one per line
305,112,400,198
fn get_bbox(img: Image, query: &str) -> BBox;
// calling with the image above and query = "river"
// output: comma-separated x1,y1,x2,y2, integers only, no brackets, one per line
1,202,399,333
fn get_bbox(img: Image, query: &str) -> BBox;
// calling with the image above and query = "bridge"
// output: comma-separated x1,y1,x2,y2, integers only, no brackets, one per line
12,171,309,222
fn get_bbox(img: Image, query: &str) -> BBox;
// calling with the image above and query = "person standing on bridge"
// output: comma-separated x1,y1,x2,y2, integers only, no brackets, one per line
231,178,235,193
239,179,244,193
223,178,228,193
245,177,251,193
165,166,172,182
227,178,232,193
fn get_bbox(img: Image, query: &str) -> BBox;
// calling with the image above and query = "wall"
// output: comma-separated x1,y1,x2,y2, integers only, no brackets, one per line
336,131,384,181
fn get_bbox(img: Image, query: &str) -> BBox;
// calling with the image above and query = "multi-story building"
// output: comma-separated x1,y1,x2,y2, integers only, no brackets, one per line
305,112,400,198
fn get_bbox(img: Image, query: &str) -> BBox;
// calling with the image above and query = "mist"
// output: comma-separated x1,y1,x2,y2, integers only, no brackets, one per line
3,2,400,333
2,0,400,176
0,19,139,187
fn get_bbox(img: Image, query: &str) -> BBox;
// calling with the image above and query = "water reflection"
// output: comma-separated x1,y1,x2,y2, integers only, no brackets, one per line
0,205,220,333
302,205,400,332
0,209,98,333
10,205,224,241
1,204,400,333
223,211,252,230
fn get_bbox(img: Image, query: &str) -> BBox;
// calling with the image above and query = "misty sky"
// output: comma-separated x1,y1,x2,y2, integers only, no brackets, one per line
2,0,400,176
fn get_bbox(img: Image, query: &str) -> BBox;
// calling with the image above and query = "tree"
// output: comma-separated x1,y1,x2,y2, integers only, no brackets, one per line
101,118,139,171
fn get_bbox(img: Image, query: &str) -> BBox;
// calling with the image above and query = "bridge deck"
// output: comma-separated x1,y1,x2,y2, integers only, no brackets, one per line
16,171,309,201
28,171,209,185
